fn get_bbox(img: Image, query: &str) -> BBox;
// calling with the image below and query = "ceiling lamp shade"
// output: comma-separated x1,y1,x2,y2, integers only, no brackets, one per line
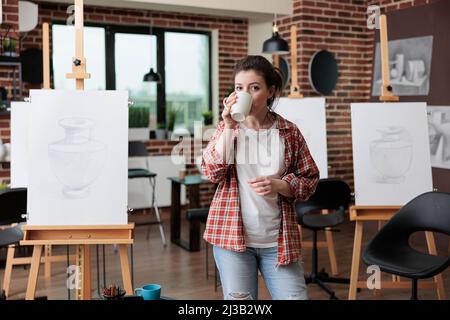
262,24,289,55
143,68,161,83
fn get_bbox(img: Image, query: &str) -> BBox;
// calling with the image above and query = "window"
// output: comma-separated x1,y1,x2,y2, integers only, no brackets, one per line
165,32,210,133
115,33,157,129
52,24,106,90
52,23,211,134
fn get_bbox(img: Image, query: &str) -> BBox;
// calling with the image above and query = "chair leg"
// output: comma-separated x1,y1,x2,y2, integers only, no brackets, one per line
205,242,209,280
305,229,349,298
411,279,418,300
150,176,167,247
311,230,319,275
153,204,167,247
315,278,337,300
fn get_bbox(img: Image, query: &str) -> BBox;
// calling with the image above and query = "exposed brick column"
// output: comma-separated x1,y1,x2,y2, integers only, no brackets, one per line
276,0,437,189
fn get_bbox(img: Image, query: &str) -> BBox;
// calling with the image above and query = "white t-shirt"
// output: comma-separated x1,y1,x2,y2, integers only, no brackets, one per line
236,121,286,248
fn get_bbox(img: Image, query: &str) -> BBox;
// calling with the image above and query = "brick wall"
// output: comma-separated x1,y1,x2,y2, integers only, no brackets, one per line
0,0,442,198
0,0,19,182
20,2,248,101
0,1,247,207
0,0,20,99
276,0,437,189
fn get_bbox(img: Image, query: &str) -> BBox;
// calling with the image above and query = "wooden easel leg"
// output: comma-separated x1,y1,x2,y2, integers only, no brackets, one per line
26,245,43,300
82,245,91,300
118,244,133,295
349,221,363,300
373,220,385,297
324,229,338,275
322,210,338,276
298,225,303,242
3,246,15,298
44,245,52,285
425,231,446,300
76,245,92,300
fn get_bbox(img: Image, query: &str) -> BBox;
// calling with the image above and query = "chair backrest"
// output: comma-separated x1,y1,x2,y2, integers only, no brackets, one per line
128,141,148,157
295,178,351,216
369,192,450,248
0,188,27,225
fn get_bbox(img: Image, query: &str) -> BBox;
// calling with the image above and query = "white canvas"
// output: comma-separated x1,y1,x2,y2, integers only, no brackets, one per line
10,101,30,188
351,102,433,205
274,97,328,178
427,106,450,169
27,89,129,225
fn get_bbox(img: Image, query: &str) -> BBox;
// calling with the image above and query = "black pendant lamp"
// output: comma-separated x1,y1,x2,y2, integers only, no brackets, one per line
262,22,289,55
143,19,161,83
143,68,161,83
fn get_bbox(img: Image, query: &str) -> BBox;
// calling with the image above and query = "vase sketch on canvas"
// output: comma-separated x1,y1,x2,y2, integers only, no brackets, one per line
369,126,413,184
48,117,108,199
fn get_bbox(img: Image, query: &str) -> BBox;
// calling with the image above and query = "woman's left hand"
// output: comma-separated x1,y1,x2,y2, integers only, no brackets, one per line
248,176,279,196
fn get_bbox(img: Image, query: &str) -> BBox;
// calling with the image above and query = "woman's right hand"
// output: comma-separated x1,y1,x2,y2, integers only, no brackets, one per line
222,91,239,129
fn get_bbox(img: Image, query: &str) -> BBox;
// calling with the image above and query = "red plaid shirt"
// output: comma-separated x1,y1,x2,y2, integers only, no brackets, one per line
201,114,319,266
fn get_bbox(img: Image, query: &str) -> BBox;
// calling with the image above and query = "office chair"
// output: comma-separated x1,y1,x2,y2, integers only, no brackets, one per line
0,188,27,299
295,178,351,299
186,208,220,291
363,191,450,300
128,141,166,246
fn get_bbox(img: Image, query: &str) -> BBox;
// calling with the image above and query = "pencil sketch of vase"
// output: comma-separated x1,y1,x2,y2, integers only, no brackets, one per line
369,126,413,184
48,118,107,199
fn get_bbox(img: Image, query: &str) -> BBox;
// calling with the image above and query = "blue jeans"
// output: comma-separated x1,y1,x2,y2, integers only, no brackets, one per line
213,245,308,300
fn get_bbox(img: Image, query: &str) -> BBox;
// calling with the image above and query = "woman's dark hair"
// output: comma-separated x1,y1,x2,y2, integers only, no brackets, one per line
232,55,283,110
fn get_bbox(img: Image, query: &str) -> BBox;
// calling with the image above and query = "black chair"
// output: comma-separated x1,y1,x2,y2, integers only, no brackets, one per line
295,179,351,299
186,208,220,291
363,191,450,300
128,141,166,246
0,188,27,299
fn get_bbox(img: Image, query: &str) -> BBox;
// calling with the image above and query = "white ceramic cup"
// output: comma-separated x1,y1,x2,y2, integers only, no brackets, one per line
230,91,252,122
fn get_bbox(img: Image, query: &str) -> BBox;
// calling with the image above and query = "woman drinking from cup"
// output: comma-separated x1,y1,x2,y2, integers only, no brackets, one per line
201,55,319,300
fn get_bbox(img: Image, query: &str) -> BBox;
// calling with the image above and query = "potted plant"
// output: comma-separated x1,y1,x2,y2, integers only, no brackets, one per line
202,111,213,126
128,106,150,140
2,38,17,57
155,122,166,140
167,109,178,139
0,182,9,190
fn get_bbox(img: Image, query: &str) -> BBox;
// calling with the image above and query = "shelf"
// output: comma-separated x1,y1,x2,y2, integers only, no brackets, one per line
0,55,20,63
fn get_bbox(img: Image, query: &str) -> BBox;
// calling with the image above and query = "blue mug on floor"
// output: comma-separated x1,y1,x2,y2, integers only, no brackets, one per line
134,284,161,300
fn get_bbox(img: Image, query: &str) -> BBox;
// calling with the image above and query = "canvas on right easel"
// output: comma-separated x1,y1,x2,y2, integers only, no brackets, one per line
351,102,433,206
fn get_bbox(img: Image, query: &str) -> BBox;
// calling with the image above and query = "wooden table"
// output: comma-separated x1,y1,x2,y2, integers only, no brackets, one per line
168,175,211,252
348,205,446,300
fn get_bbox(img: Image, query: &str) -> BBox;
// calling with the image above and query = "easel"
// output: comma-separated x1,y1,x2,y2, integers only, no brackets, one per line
285,25,339,274
2,23,74,297
287,25,303,99
20,0,134,300
347,14,445,299
378,15,398,102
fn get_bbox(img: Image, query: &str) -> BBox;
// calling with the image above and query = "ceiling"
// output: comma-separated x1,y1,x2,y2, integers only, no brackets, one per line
33,0,293,19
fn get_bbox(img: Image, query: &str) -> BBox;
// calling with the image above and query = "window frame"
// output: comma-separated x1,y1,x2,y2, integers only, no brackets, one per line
51,21,212,126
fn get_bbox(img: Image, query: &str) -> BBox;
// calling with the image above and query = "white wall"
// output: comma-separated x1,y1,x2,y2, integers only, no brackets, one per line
248,17,273,60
